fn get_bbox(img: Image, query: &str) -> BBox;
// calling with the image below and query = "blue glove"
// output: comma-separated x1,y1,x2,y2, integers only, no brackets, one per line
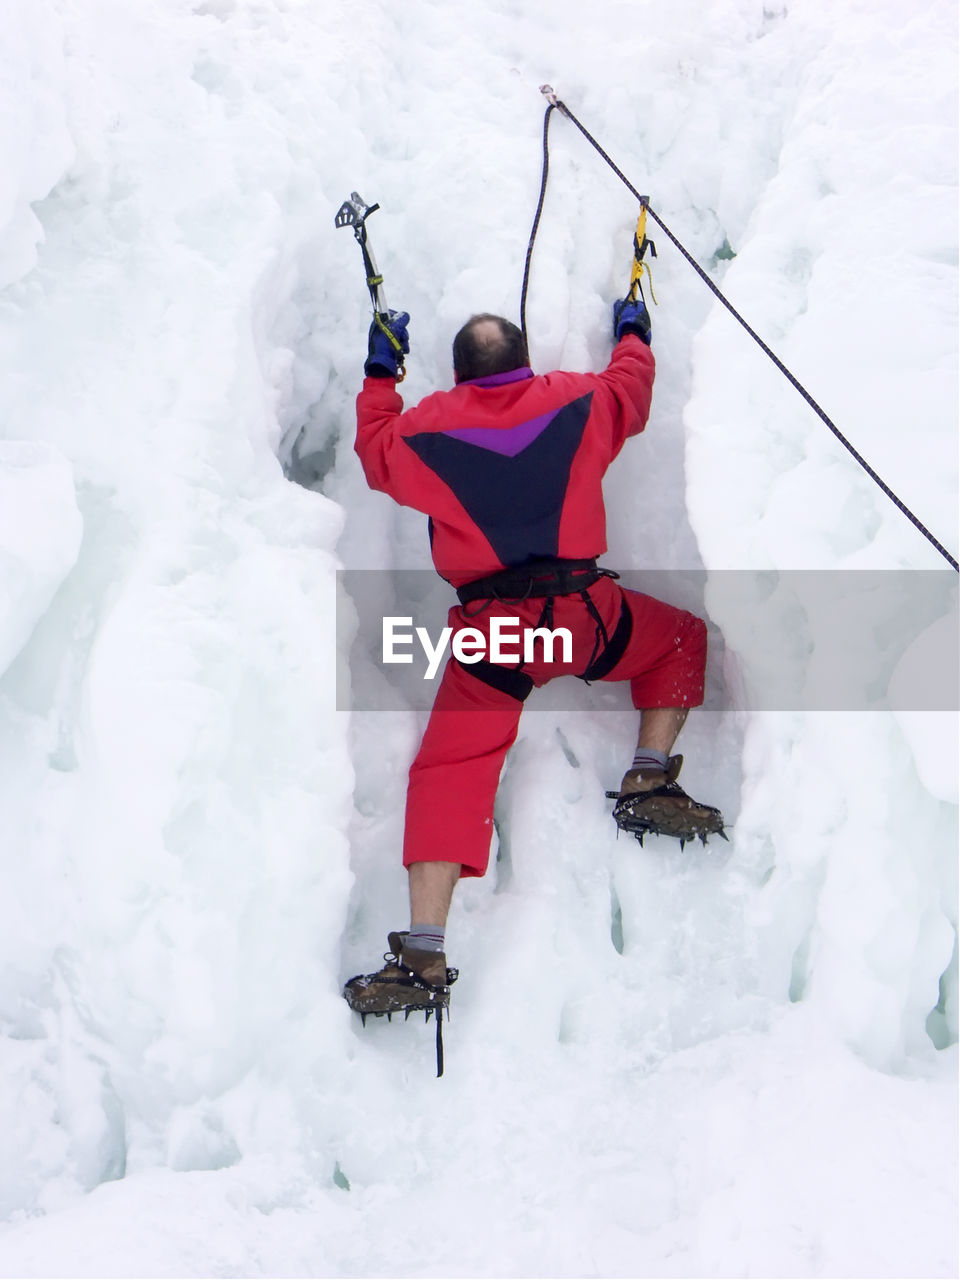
613,297,651,345
365,310,410,379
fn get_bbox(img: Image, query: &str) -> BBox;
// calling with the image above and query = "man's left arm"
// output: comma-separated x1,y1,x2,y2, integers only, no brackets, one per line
594,297,657,454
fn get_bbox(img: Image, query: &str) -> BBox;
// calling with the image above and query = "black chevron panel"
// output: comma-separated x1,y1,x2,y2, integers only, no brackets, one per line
404,393,593,566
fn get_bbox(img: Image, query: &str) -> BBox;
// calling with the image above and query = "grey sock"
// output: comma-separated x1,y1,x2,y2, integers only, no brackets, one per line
632,748,669,772
406,925,445,953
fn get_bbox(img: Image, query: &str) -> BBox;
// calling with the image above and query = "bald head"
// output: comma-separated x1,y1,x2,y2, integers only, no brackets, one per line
452,314,529,383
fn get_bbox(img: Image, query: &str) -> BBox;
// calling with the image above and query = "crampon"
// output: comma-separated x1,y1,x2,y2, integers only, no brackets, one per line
343,935,458,1077
606,776,728,850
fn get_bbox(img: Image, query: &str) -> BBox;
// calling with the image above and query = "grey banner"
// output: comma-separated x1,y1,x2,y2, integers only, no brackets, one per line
337,569,958,713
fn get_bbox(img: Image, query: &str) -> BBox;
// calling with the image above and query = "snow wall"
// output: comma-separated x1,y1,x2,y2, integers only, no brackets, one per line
0,1,956,1276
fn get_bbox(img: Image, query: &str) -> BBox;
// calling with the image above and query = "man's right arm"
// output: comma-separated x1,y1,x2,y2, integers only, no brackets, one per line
354,309,423,504
355,375,406,497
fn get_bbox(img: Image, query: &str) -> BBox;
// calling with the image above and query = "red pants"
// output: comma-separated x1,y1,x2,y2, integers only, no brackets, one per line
403,576,707,877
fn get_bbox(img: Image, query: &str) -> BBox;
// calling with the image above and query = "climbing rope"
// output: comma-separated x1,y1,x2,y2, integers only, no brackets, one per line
523,87,958,572
519,104,553,342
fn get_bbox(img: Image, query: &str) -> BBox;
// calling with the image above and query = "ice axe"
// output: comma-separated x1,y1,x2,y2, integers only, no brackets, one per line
335,191,389,311
624,200,657,308
335,191,406,378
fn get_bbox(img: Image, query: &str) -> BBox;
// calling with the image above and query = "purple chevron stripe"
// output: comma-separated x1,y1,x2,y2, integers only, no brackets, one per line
461,367,534,388
445,409,556,457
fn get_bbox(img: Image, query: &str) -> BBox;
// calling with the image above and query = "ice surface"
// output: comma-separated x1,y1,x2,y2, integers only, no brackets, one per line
0,442,82,677
0,0,955,1276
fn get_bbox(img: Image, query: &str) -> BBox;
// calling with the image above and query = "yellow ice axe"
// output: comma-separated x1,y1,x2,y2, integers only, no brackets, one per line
626,203,657,306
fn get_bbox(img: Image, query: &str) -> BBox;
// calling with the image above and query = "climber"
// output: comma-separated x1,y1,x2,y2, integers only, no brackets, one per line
344,300,724,1017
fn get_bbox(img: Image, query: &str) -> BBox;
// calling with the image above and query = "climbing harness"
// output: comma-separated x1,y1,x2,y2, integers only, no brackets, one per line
454,556,626,689
524,86,958,572
335,191,406,382
454,557,612,607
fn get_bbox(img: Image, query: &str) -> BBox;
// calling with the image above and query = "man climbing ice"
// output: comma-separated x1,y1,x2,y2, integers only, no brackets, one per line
344,300,724,1020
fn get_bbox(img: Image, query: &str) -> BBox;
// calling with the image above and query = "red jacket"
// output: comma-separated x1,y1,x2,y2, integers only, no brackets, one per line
355,334,655,586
